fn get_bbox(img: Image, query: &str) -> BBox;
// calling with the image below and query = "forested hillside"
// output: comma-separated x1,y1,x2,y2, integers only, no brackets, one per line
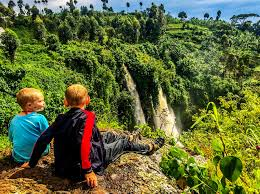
0,1,259,193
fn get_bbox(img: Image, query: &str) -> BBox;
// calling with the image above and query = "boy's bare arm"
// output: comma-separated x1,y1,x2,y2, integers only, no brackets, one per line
85,171,98,187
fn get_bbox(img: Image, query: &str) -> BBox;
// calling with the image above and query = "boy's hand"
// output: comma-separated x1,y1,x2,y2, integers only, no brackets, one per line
85,171,98,187
21,162,30,168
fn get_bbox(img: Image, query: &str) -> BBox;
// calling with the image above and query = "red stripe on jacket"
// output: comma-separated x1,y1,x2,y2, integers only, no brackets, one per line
81,110,95,170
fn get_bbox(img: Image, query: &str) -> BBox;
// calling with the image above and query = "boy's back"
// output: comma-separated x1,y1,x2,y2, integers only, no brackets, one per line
9,88,50,163
9,112,49,162
29,108,106,179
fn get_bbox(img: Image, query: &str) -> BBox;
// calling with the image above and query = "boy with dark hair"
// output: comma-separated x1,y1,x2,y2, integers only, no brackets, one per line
9,88,50,164
22,84,164,187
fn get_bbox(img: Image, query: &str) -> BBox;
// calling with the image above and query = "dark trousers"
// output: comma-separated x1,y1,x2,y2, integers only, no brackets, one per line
102,132,150,164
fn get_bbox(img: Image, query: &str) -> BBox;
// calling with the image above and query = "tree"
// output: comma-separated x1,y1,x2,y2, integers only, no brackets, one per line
230,13,260,31
80,6,88,15
90,4,94,10
231,13,259,26
145,4,166,41
44,8,53,15
132,17,141,43
0,28,19,63
34,16,46,41
159,3,165,13
126,2,130,12
139,2,143,11
204,13,209,20
45,34,60,51
253,20,260,36
78,16,91,40
25,4,31,15
108,7,113,12
101,0,108,11
7,0,16,10
66,0,76,12
58,21,73,43
17,0,25,15
31,5,39,20
89,16,99,41
216,10,221,20
178,11,187,21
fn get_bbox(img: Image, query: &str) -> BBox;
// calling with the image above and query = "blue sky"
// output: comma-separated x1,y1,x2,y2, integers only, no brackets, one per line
1,0,260,21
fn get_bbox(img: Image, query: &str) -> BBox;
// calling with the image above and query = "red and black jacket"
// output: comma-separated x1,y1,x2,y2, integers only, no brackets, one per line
29,108,106,178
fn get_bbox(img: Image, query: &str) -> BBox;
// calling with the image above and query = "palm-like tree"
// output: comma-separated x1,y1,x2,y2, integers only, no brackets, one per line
216,10,222,20
8,0,16,10
204,13,209,20
139,2,143,11
89,4,94,12
126,2,130,12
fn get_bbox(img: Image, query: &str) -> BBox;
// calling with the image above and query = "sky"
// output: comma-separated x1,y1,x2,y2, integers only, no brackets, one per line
1,0,260,21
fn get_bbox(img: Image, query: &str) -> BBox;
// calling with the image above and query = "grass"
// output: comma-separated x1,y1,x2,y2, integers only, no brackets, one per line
254,65,260,72
0,135,11,151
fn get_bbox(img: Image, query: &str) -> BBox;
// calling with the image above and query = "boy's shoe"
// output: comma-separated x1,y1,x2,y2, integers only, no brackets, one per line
128,132,142,142
148,137,165,155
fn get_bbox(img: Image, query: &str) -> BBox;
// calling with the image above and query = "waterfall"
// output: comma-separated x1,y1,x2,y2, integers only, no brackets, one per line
123,65,146,125
153,88,180,139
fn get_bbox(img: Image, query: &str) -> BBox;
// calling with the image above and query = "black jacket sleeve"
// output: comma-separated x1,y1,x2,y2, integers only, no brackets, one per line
29,115,62,167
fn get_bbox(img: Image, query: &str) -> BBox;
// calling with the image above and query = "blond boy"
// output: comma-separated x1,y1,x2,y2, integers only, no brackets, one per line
8,88,50,164
25,84,164,187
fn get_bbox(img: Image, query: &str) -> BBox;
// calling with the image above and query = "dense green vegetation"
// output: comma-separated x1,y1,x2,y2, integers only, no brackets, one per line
0,1,259,193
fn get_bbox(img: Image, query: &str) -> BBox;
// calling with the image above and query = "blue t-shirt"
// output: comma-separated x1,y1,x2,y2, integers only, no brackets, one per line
8,112,50,163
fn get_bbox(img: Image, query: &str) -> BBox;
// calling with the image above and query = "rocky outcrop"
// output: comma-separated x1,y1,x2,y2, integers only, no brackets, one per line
0,144,181,194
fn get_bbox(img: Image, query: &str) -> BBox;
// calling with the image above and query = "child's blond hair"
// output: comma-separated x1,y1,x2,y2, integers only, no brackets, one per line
16,88,43,109
65,84,88,106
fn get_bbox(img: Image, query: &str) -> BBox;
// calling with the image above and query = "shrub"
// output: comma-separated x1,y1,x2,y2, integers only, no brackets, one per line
0,28,19,62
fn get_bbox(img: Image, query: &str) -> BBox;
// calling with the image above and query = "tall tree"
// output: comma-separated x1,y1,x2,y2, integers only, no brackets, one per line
216,10,221,20
78,16,91,40
31,5,39,20
80,6,88,15
58,21,73,43
146,4,166,41
34,16,46,41
89,4,94,11
204,13,209,20
101,0,108,11
231,13,259,25
66,0,76,12
89,16,99,41
178,11,187,21
159,3,165,13
8,0,16,10
0,28,19,63
126,2,130,12
17,0,25,15
139,2,143,11
24,3,30,15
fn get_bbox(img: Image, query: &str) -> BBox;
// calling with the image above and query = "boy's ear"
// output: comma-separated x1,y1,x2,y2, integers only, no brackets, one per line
64,99,69,107
85,95,90,105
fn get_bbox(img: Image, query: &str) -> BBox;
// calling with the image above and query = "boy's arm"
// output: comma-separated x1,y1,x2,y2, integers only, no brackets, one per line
29,124,54,167
39,115,50,153
81,111,97,187
29,115,62,167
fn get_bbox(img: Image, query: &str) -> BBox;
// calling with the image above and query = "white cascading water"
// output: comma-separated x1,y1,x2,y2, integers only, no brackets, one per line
153,88,180,139
123,65,146,125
